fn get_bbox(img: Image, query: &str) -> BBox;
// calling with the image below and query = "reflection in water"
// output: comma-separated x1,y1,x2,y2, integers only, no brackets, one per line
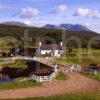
0,75,12,83
0,60,52,83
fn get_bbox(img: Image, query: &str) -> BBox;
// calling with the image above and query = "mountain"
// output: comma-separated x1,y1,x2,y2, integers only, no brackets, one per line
0,24,99,49
1,22,92,31
0,24,99,43
59,24,90,31
1,21,28,27
42,24,91,31
42,24,59,29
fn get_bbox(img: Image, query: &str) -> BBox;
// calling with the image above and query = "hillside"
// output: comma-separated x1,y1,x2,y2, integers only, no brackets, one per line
0,24,99,47
1,21,28,27
42,24,91,31
59,24,90,31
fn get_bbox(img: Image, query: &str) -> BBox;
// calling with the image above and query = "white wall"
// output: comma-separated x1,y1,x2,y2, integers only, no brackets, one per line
41,50,63,57
41,50,51,55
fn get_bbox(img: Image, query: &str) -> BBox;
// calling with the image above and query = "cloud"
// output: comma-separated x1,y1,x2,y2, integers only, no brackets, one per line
0,4,8,10
20,7,39,18
56,5,67,13
24,20,32,26
51,4,67,14
74,8,100,18
84,22,100,33
18,7,39,18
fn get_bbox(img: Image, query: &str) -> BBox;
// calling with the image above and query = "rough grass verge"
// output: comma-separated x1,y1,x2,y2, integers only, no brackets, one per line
56,71,67,80
4,92,100,100
0,80,41,90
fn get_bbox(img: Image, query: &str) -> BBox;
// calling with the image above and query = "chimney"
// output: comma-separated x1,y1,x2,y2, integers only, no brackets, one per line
39,41,42,47
60,42,63,46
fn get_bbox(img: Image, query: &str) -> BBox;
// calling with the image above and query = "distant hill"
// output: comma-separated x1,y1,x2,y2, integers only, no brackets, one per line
42,24,91,31
0,24,99,48
59,24,90,31
1,21,28,27
42,24,59,29
1,22,92,31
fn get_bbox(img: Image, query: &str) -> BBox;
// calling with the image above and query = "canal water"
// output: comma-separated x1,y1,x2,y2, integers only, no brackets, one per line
0,60,52,83
0,75,12,83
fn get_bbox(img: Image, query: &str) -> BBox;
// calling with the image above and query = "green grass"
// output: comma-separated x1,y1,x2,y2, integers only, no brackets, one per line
54,57,100,66
0,80,41,90
0,59,28,68
67,49,100,54
87,73,100,80
0,36,20,52
6,92,100,100
81,73,100,81
8,60,28,68
56,72,66,80
66,49,100,59
94,73,100,80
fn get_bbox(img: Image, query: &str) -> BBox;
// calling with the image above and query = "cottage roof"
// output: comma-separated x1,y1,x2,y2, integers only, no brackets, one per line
40,44,63,50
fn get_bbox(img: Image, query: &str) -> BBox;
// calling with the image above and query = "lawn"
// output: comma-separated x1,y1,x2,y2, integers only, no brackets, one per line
66,49,100,58
54,56,100,66
0,80,41,90
56,71,67,80
0,59,28,68
8,59,28,68
67,49,100,54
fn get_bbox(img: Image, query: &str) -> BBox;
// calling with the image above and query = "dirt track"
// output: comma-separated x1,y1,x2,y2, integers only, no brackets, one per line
0,72,100,100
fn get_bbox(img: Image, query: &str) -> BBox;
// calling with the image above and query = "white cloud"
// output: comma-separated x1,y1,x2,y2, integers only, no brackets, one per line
74,8,92,17
0,4,8,10
84,22,100,33
85,23,90,27
74,8,100,18
20,7,39,18
93,10,100,18
56,5,67,13
51,4,67,14
24,20,32,26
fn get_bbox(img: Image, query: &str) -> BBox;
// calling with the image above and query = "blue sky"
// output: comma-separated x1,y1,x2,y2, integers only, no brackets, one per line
0,0,100,33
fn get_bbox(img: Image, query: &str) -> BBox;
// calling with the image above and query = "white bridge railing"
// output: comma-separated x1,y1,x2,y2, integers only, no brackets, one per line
0,56,54,70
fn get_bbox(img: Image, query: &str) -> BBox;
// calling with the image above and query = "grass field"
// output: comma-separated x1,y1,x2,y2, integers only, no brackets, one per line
0,80,41,90
54,57,100,66
8,92,100,100
0,37,20,52
54,49,100,66
0,59,28,68
81,72,100,81
7,59,27,68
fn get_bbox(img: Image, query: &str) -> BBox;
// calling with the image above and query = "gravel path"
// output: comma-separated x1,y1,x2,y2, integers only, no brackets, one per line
0,72,100,100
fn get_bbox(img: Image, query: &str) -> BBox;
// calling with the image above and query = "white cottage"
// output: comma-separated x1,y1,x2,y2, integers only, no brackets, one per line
37,42,64,57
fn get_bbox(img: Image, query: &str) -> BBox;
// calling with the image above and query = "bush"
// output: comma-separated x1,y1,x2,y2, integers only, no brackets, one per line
56,72,66,80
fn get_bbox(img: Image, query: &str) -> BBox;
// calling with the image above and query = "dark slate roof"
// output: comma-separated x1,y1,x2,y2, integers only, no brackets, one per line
40,44,63,50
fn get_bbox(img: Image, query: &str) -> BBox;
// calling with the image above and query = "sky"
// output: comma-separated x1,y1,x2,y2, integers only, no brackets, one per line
0,0,100,33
